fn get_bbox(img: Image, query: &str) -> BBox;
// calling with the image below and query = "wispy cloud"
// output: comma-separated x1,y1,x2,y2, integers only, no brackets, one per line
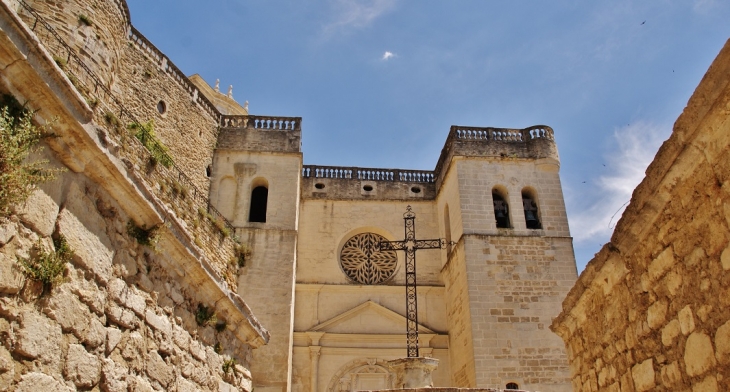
569,122,669,244
324,0,396,34
381,51,395,60
693,0,720,14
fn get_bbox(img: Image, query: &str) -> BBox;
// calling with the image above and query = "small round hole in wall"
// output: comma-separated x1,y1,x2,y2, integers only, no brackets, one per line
411,186,421,193
157,100,167,115
363,185,373,192
315,183,325,189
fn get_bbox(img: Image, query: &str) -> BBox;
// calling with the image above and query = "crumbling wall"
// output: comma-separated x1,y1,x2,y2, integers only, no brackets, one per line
551,39,730,392
0,150,253,391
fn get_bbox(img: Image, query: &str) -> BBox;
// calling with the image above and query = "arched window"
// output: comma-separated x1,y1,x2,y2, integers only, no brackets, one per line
506,382,519,390
522,188,541,229
248,186,268,223
492,187,510,228
444,204,452,253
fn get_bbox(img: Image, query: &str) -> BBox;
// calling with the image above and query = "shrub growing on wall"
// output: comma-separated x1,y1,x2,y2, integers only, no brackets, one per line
0,95,59,217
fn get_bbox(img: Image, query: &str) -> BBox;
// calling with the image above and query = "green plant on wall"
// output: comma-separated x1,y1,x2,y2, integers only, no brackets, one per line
195,303,217,326
0,95,60,218
128,120,173,168
77,14,93,27
234,243,252,267
222,358,237,374
18,235,73,294
126,220,161,248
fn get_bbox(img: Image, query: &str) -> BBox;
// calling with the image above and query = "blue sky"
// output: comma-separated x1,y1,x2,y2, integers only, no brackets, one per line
126,0,730,272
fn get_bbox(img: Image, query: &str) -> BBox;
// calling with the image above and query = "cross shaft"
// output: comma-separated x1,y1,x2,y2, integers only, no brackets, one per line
380,206,446,357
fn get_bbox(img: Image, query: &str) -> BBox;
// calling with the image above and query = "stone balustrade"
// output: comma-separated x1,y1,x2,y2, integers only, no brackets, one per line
451,125,554,141
221,115,302,131
302,165,435,183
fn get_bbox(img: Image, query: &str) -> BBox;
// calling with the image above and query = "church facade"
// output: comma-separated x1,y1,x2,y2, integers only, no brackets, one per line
210,114,578,392
0,0,578,390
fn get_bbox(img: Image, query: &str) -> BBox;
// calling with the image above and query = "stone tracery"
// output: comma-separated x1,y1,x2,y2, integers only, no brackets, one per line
339,233,397,284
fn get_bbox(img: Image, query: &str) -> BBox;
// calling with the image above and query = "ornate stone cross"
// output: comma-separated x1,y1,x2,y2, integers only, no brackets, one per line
380,205,447,357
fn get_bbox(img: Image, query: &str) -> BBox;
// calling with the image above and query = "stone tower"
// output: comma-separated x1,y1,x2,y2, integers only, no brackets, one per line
210,116,303,392
433,126,577,391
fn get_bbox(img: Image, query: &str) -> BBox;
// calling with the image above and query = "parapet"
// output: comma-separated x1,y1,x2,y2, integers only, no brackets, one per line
217,115,302,153
300,124,558,200
433,124,559,187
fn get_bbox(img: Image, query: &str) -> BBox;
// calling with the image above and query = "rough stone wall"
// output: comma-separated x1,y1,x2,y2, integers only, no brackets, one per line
17,0,129,88
116,34,219,194
551,39,730,392
0,151,254,391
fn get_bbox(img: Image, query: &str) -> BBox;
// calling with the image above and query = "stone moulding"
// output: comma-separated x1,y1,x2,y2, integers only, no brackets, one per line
0,0,269,348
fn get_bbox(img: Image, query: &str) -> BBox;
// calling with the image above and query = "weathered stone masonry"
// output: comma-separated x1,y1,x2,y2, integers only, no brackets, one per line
551,39,730,392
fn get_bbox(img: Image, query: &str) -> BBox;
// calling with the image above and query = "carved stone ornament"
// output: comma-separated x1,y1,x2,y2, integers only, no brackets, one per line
339,233,397,284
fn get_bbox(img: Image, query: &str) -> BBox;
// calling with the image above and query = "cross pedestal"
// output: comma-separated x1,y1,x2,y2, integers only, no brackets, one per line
387,357,440,389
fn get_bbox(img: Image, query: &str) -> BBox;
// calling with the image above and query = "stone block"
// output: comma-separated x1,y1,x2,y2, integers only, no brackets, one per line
659,361,681,388
106,302,140,329
648,247,675,281
661,319,681,346
45,287,104,347
100,357,128,392
0,345,14,391
631,358,655,392
176,376,199,392
14,310,62,360
715,319,730,363
0,252,25,294
16,189,59,237
692,374,718,392
684,332,716,376
722,246,730,270
64,343,101,388
107,327,123,354
647,300,668,329
146,350,174,388
57,207,113,283
15,372,73,392
679,305,695,335
218,380,237,392
145,309,172,336
0,220,15,246
128,375,155,392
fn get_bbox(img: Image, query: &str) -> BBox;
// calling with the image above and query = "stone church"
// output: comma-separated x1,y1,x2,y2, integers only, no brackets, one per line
214,112,578,392
0,0,578,391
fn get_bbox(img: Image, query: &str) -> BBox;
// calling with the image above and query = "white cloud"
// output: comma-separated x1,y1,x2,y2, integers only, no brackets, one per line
693,0,720,14
381,51,394,60
324,0,396,33
568,122,669,244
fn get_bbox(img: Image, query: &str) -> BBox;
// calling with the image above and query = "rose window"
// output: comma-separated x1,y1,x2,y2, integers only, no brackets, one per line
339,233,397,284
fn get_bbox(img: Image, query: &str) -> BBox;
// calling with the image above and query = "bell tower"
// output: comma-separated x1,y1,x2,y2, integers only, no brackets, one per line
435,126,577,392
210,115,303,392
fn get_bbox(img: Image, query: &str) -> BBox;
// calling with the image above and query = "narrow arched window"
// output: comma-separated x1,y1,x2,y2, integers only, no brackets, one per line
522,188,541,229
506,382,519,390
248,186,268,223
492,188,510,228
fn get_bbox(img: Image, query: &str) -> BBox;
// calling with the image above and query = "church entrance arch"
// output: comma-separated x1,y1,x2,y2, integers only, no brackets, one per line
326,358,394,392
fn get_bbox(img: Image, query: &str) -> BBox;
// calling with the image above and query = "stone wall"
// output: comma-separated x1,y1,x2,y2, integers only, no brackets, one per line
0,153,254,391
550,39,730,392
